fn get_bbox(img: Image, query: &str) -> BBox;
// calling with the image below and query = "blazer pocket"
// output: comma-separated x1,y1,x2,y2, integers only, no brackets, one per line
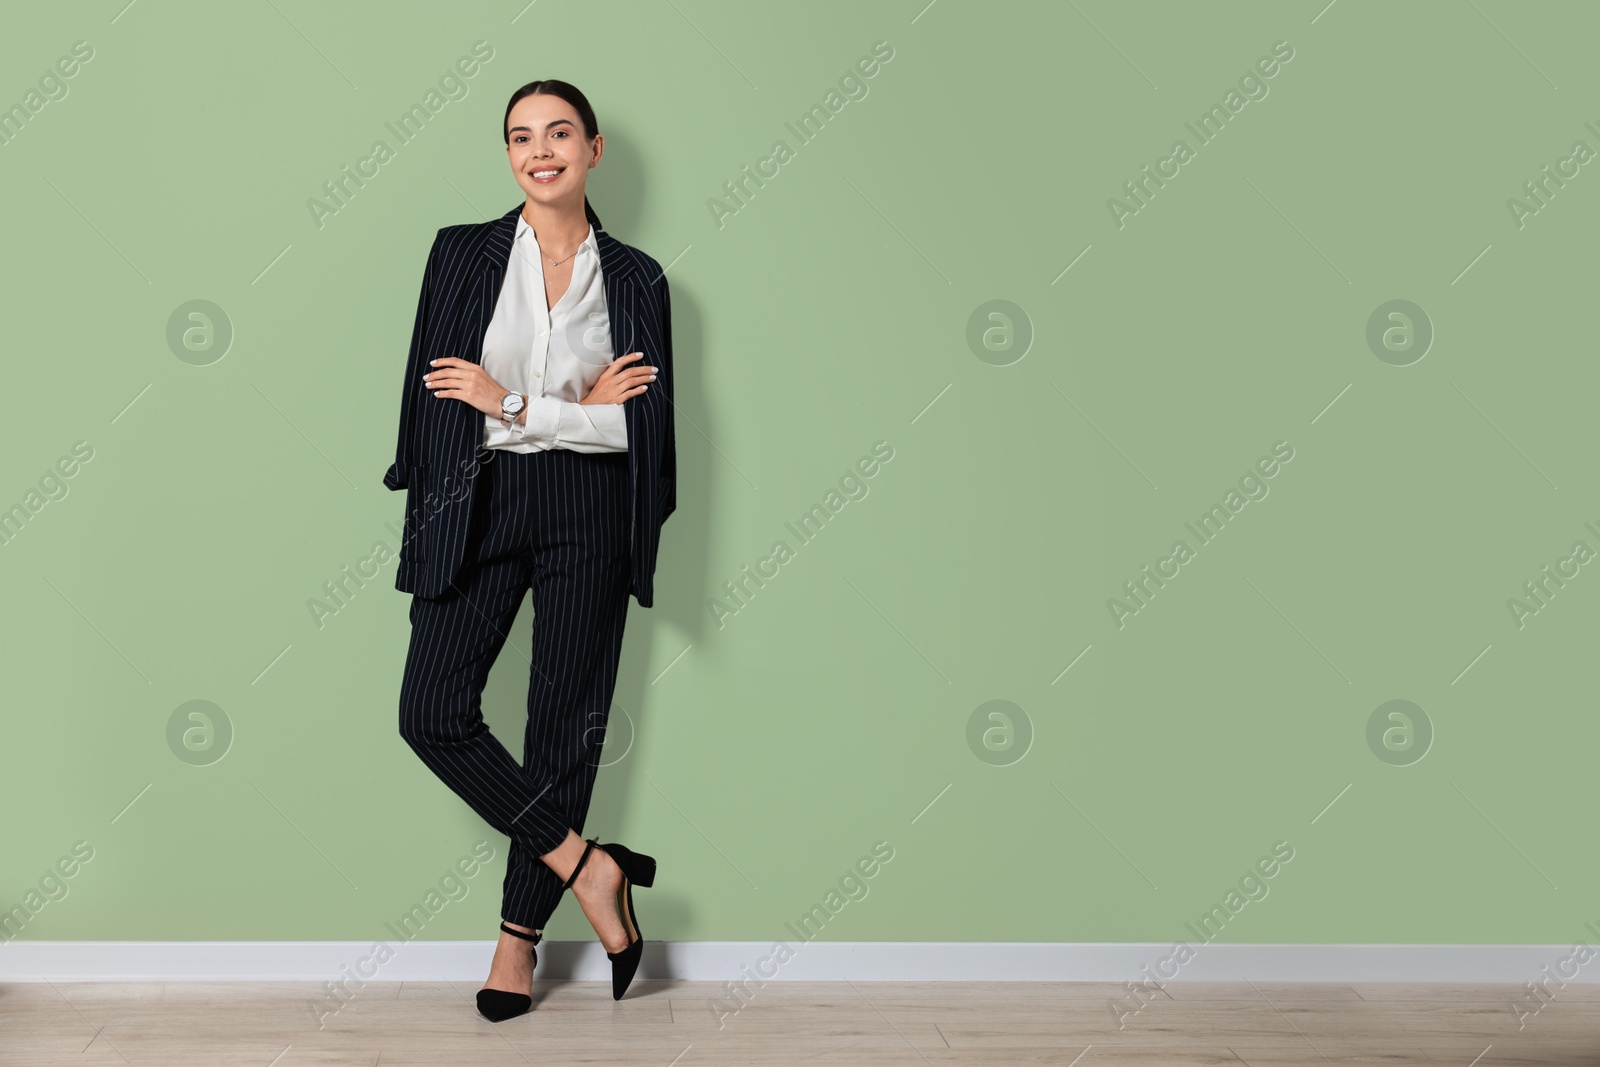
400,463,430,562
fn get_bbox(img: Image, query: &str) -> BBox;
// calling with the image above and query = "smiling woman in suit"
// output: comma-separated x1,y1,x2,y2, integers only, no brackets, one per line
384,79,677,1022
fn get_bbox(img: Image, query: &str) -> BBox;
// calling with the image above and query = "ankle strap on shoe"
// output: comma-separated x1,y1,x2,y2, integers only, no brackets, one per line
499,920,541,944
561,836,600,892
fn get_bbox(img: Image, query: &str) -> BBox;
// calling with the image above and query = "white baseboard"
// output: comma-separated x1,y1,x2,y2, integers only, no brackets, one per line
0,941,1590,983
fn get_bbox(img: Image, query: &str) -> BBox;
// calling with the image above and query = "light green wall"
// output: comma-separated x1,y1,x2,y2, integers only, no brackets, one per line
2,0,1593,946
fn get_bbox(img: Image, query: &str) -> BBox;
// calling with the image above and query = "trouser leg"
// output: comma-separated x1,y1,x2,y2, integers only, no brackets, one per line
396,452,576,870
499,448,633,932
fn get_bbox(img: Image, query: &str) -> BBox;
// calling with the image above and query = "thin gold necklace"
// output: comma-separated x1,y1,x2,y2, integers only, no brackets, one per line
544,245,580,269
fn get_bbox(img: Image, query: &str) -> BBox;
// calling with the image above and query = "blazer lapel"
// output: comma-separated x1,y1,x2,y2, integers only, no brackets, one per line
594,225,638,354
468,203,523,367
594,225,640,463
593,224,645,546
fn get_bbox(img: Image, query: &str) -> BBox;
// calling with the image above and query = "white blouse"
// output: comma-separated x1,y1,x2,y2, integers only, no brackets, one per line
478,213,628,453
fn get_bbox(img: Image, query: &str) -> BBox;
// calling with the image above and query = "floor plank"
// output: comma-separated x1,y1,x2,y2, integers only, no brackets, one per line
2,980,1597,1067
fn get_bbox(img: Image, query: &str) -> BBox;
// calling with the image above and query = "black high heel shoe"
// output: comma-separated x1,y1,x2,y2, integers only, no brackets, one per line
475,921,541,1022
561,836,657,1000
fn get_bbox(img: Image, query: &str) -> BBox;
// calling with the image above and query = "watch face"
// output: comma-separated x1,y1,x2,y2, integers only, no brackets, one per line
504,393,524,414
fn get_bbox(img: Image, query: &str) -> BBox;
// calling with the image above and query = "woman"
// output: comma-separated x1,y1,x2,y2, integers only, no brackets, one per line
387,79,677,1022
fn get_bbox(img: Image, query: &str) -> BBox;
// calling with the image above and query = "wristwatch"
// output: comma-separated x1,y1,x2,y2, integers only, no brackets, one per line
500,391,526,427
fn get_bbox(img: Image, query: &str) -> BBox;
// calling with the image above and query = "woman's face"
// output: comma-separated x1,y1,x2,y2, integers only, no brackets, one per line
505,94,601,210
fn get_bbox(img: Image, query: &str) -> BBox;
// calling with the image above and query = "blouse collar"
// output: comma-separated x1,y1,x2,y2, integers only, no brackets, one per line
514,211,596,260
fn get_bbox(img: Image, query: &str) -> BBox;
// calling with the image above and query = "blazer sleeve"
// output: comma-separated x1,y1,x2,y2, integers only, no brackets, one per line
658,271,677,520
383,231,443,491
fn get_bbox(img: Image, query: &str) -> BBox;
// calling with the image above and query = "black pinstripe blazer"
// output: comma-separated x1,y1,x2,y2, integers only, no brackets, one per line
382,202,677,608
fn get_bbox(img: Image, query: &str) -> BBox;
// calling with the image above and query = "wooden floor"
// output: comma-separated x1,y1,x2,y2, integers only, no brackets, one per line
3,979,1597,1065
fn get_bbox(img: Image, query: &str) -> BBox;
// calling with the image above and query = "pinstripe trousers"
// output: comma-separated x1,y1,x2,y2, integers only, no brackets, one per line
398,444,632,932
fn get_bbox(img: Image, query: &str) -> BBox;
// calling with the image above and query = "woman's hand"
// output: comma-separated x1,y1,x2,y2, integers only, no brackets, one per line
581,352,657,406
424,358,510,418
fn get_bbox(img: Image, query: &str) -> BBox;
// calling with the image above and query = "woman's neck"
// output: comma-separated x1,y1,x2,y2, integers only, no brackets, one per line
521,202,590,252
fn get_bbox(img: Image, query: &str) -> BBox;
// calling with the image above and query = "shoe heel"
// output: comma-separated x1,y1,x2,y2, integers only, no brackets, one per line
604,843,656,888
580,840,654,1001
